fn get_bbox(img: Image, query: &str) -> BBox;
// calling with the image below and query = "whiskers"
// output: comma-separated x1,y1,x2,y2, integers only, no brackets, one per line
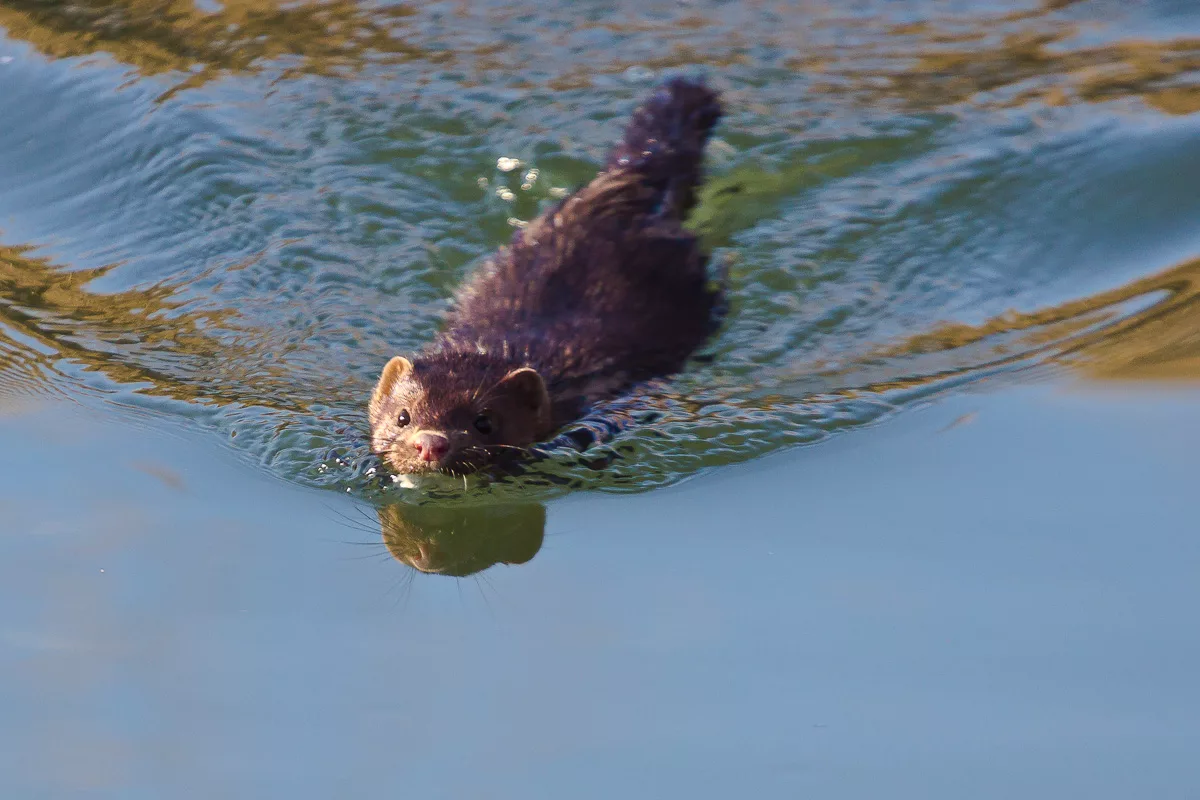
453,442,535,478
461,442,531,456
322,501,384,543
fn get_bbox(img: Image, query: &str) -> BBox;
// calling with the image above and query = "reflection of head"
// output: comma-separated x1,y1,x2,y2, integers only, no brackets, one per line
379,501,546,577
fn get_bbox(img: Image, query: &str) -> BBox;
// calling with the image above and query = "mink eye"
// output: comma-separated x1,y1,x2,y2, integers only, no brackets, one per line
397,410,411,427
473,414,493,435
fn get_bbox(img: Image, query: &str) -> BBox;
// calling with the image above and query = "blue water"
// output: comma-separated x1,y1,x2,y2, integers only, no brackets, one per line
1,0,1198,795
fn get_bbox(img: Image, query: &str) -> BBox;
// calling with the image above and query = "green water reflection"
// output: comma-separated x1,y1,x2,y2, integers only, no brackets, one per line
379,501,545,576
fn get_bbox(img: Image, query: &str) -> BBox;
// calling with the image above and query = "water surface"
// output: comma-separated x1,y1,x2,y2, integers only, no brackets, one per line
1,0,1199,795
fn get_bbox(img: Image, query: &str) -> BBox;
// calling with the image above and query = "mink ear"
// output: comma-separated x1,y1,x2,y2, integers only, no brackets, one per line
371,356,413,413
498,367,550,420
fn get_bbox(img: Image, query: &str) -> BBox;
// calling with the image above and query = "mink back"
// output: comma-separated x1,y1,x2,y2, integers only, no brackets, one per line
437,78,725,417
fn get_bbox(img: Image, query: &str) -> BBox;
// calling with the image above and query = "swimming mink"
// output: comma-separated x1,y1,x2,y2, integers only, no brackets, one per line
370,78,725,475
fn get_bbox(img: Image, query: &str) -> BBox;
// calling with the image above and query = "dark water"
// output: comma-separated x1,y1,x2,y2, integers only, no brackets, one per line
1,0,1199,795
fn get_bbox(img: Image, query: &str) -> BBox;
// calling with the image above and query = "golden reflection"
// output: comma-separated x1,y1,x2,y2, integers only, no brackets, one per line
859,31,1200,116
0,0,1193,116
0,0,435,95
541,2,1200,117
849,255,1200,385
379,501,545,577
0,242,296,407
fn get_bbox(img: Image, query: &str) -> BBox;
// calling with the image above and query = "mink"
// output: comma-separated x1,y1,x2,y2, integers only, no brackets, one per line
370,78,725,475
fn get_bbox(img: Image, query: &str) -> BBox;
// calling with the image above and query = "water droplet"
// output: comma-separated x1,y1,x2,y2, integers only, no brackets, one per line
623,65,654,83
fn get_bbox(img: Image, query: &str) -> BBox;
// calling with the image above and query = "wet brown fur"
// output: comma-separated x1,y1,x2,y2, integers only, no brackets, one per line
370,78,725,474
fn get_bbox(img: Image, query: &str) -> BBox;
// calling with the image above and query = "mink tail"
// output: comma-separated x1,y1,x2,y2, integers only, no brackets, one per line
605,77,723,220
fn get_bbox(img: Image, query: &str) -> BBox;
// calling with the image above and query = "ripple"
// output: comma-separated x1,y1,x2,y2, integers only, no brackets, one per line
0,0,1198,505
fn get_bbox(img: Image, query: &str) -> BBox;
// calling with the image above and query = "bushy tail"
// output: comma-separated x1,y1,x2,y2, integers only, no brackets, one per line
606,77,723,219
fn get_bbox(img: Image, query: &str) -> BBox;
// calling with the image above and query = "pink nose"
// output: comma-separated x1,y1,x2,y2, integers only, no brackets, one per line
412,432,449,463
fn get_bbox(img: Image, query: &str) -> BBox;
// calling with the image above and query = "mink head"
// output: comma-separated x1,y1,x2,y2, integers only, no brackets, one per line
368,352,553,475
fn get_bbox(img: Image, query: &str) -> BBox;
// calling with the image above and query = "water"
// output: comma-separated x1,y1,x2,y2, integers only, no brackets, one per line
1,0,1199,795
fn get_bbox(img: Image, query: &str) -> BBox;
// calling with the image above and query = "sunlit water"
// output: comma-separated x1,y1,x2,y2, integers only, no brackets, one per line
3,1,1200,795
2,0,1197,505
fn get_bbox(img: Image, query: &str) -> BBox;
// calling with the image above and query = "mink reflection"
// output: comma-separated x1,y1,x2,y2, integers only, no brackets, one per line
378,501,545,577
